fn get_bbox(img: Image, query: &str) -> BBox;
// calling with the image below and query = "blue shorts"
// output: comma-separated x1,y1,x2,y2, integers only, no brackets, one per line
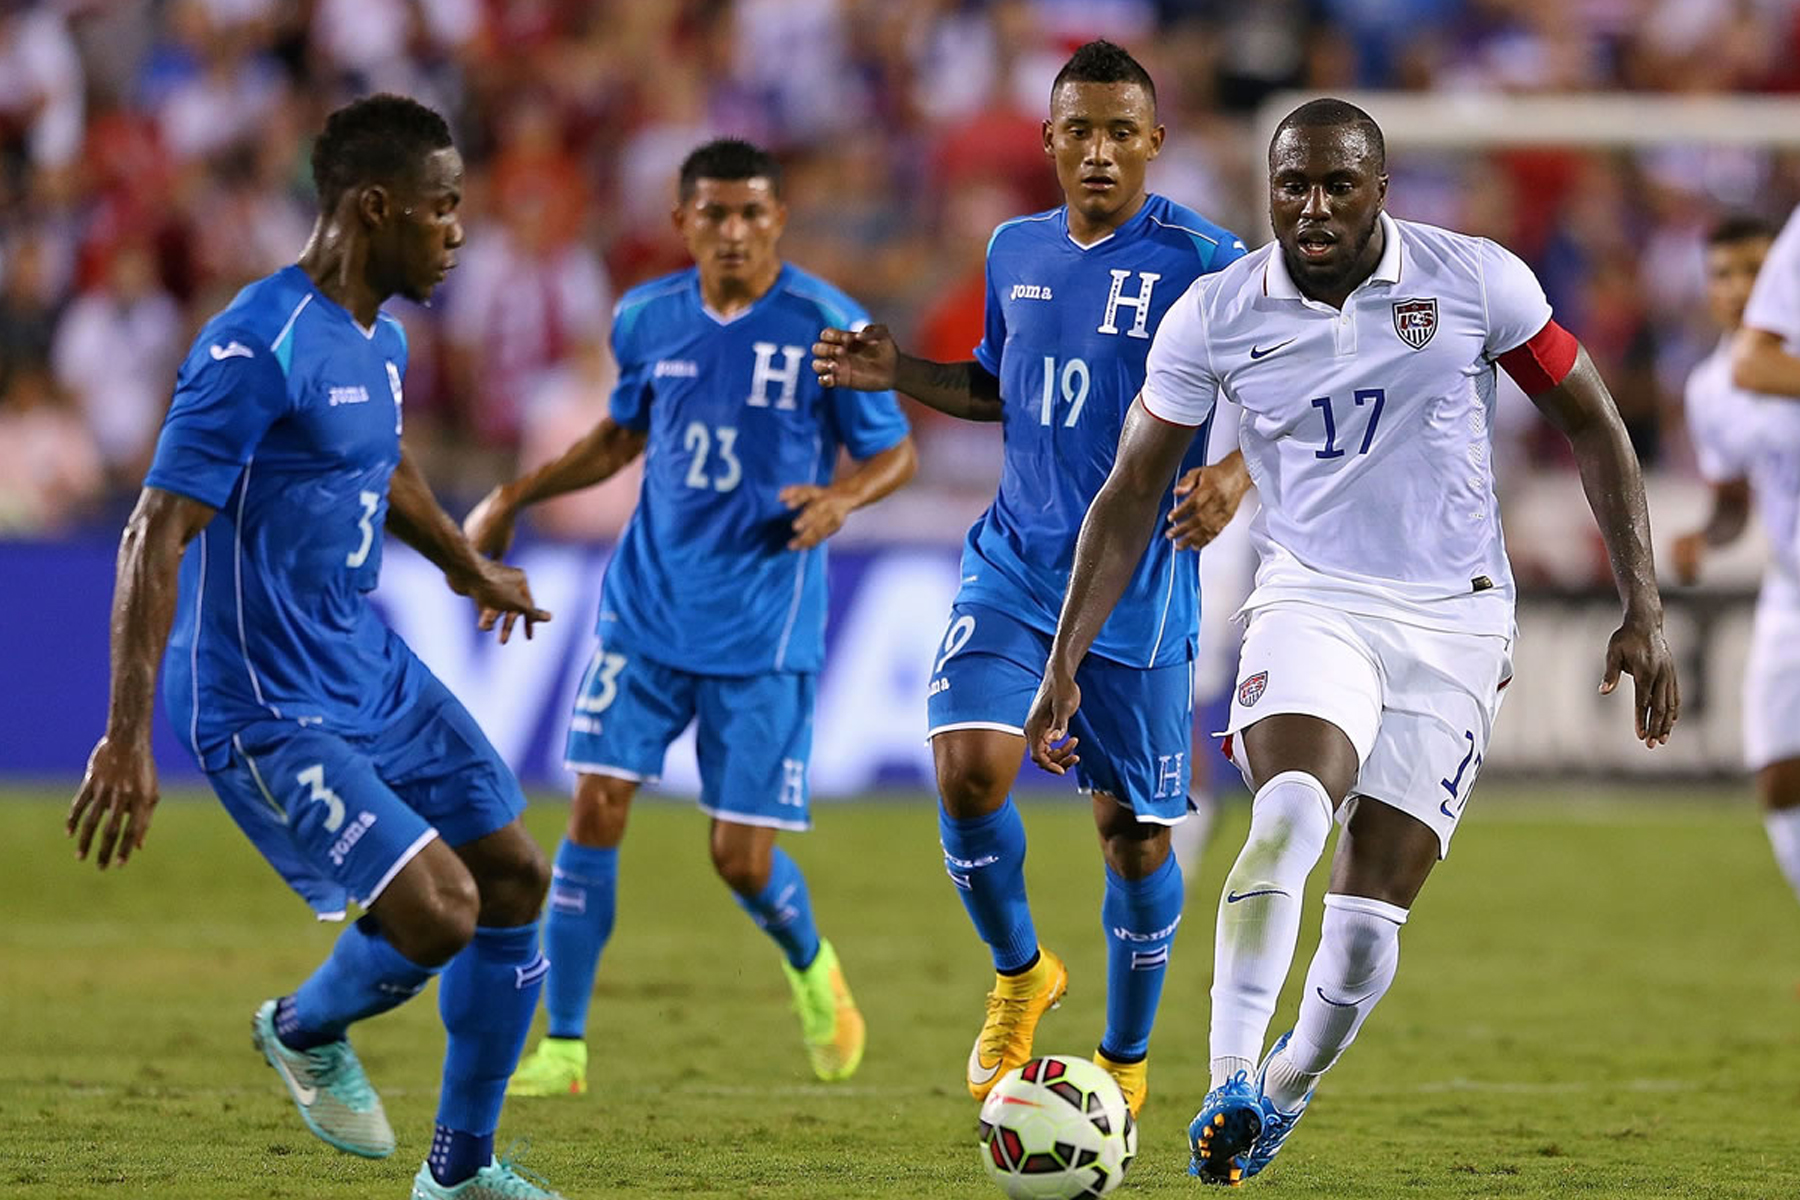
563,640,815,831
926,602,1193,822
207,668,526,920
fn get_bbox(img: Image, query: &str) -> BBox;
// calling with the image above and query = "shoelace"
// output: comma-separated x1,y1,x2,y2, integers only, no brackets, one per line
305,1044,378,1110
487,1140,559,1198
977,989,1033,1060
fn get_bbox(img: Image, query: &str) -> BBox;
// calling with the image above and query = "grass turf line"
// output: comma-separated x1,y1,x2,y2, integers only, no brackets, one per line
3,786,1799,1198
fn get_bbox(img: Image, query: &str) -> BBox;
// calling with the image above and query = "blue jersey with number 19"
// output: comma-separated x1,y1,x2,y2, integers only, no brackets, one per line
960,194,1244,667
599,263,909,676
147,265,423,772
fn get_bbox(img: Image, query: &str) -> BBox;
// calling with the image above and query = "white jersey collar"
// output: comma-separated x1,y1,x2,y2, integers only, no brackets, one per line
1264,211,1404,302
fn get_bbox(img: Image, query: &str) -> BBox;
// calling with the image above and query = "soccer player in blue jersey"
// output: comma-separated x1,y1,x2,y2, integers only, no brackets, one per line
65,96,571,1200
463,138,917,1098
812,41,1245,1114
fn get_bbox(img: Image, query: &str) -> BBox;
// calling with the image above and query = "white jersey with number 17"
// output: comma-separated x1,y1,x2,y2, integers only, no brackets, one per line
1141,212,1555,637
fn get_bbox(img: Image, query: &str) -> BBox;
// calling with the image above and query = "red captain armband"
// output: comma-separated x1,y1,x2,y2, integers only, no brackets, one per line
1495,319,1578,395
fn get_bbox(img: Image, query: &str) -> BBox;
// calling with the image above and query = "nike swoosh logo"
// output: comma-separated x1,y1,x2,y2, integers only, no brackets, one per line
1249,339,1295,360
1439,800,1457,819
1225,888,1288,903
1314,986,1358,1009
210,341,254,360
270,1050,318,1105
967,1041,1003,1086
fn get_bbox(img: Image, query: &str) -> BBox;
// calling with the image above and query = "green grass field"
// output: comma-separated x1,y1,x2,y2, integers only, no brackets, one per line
4,785,1799,1199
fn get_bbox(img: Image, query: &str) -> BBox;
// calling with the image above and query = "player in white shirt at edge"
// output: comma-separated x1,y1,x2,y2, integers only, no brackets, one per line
1022,99,1680,1186
1698,212,1800,916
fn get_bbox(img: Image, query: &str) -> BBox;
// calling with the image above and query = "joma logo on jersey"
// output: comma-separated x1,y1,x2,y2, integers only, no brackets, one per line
1392,298,1439,349
655,359,700,378
747,342,803,410
1097,269,1161,339
327,810,376,866
1010,283,1054,301
327,385,370,407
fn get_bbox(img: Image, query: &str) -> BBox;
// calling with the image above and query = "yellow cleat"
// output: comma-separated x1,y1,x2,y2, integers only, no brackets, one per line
784,939,866,1081
966,947,1068,1101
505,1036,588,1098
1093,1049,1148,1117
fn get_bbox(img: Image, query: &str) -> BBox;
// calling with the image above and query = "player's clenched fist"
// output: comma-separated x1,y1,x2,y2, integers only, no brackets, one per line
1023,670,1082,776
813,324,898,391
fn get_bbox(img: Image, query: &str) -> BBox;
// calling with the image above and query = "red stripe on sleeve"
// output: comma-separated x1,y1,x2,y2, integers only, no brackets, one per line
1495,318,1578,395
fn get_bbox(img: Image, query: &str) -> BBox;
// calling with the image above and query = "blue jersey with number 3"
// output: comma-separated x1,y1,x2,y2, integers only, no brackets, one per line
147,266,422,771
962,195,1243,668
599,264,909,677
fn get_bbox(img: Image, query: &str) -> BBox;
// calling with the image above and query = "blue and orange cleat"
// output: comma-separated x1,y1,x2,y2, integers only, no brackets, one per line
1243,1031,1313,1180
1188,1070,1261,1186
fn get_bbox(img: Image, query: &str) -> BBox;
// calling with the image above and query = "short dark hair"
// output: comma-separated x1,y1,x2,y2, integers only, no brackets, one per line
1052,39,1156,111
310,94,453,212
1272,98,1386,174
1707,213,1777,247
678,138,782,202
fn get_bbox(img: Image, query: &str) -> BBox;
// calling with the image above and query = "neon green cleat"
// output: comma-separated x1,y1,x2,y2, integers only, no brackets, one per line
410,1145,569,1199
783,938,866,1082
505,1037,588,1098
251,999,395,1158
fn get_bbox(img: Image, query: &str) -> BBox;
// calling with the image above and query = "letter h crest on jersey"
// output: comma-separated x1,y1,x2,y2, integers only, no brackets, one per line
1392,298,1438,349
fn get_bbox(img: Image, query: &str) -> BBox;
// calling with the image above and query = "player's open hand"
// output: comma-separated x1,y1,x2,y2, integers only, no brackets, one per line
459,559,552,644
1599,615,1679,748
1024,670,1082,775
781,483,853,550
813,324,898,392
67,734,158,869
1167,452,1252,551
463,485,519,559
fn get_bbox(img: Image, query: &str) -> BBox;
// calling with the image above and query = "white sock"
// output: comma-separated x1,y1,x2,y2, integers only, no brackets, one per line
1764,808,1800,903
1209,771,1334,1088
1172,789,1217,881
1265,894,1407,1111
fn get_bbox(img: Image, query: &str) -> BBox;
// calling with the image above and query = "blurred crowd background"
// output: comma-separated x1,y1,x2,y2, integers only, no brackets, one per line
4,0,1800,587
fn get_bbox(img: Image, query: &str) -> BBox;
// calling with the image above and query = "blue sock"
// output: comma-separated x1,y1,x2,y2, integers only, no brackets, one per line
1099,855,1185,1062
732,848,822,970
278,916,436,1051
940,798,1038,973
542,839,618,1040
432,923,547,1186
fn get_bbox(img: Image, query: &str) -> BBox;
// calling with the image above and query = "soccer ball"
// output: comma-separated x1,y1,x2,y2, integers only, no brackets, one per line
976,1055,1137,1199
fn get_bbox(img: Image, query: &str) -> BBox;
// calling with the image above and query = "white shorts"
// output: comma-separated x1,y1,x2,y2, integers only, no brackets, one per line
1220,602,1514,856
1746,584,1800,771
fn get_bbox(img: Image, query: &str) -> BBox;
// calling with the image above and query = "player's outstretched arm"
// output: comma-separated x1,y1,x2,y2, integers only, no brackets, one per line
1731,327,1800,398
1167,449,1253,550
1528,345,1679,747
1025,399,1199,773
68,487,215,869
780,436,918,551
813,324,1003,422
388,449,552,643
1671,478,1751,585
463,417,648,559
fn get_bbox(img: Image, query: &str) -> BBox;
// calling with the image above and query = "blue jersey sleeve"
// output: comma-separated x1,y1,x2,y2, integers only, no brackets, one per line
972,237,1006,377
1210,232,1249,271
606,306,654,432
828,380,910,460
144,329,290,509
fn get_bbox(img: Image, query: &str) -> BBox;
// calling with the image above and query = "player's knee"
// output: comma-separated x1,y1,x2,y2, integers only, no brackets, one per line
709,837,772,896
474,836,552,926
937,757,1010,820
404,869,480,966
570,773,634,846
1098,805,1170,879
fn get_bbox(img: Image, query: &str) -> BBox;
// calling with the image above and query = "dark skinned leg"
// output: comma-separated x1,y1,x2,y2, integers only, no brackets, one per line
710,818,779,895
1756,758,1800,814
934,728,1027,820
1093,791,1171,879
367,838,480,967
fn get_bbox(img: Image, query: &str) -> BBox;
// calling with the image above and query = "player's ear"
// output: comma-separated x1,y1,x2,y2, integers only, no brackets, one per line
1041,118,1054,160
1148,122,1165,159
356,183,390,231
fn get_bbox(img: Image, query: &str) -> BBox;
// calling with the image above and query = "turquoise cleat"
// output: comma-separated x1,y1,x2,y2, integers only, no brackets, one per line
1244,1031,1313,1180
1188,1069,1262,1187
410,1145,569,1199
251,999,395,1159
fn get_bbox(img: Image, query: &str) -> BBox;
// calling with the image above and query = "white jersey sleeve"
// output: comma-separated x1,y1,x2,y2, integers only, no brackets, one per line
1744,206,1800,343
1139,277,1218,427
1684,361,1748,484
1479,238,1555,357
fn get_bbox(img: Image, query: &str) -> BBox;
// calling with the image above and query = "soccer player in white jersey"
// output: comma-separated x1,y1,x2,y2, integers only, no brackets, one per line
1700,212,1800,911
1023,99,1678,1185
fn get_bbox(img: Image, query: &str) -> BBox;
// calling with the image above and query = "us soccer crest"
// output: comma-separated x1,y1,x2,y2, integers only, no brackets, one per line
1392,298,1438,349
1237,671,1268,707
